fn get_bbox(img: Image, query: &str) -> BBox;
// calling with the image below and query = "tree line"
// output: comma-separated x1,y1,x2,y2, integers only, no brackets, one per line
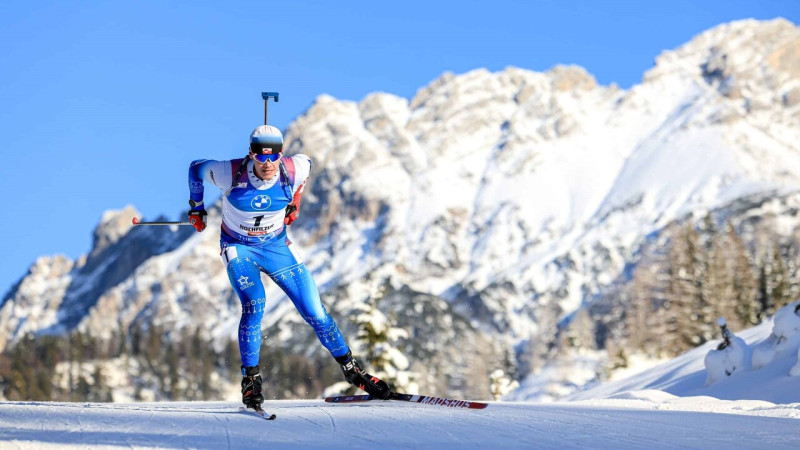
523,213,799,384
0,324,341,402
622,215,798,358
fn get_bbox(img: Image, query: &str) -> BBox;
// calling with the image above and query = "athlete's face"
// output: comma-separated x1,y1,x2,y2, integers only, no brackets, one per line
251,153,279,180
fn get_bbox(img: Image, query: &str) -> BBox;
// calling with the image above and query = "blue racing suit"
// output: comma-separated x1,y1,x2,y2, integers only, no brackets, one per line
188,155,349,367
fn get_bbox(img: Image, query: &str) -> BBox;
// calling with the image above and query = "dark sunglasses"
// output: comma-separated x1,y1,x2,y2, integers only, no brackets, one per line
252,152,281,163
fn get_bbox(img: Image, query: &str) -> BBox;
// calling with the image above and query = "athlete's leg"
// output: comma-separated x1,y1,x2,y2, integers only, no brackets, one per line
222,244,267,368
257,241,391,398
262,244,350,358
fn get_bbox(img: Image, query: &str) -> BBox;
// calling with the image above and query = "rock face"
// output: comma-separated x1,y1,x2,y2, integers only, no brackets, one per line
2,18,800,397
90,206,141,259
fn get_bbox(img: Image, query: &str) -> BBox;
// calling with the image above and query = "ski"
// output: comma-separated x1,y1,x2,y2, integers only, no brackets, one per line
325,392,488,410
240,406,277,420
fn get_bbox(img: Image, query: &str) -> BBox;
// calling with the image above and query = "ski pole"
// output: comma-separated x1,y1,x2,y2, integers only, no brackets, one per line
131,217,192,226
262,92,279,125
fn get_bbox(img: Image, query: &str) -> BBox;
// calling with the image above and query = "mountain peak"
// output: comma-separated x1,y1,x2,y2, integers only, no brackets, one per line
646,18,800,87
90,205,140,259
546,64,598,91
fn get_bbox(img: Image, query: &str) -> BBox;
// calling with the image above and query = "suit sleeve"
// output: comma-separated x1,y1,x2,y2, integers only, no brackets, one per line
290,155,312,197
288,155,312,207
188,159,232,209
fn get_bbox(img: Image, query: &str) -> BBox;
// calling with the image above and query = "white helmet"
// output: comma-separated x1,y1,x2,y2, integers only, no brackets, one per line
249,125,283,154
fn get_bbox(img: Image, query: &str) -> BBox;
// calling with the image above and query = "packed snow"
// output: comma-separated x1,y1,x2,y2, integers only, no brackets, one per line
1,398,799,449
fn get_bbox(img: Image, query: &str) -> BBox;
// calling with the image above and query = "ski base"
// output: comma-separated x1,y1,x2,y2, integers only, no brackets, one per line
325,392,488,410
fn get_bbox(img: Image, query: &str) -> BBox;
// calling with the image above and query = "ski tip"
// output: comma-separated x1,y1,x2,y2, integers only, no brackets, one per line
132,217,139,225
254,408,276,420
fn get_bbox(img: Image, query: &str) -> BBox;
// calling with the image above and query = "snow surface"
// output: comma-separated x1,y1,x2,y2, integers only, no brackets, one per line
1,399,799,449
704,322,750,386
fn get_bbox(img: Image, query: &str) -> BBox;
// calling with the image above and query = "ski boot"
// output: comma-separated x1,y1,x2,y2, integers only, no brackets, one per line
241,365,264,410
335,350,392,400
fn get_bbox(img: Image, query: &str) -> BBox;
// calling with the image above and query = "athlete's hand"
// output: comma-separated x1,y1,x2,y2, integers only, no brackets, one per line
189,209,207,232
284,204,299,225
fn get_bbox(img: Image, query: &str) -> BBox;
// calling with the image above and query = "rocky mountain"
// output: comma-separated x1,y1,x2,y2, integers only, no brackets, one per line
2,19,800,399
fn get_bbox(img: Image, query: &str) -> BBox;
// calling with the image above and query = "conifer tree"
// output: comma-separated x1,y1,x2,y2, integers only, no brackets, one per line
755,242,792,320
130,323,142,356
353,282,419,394
706,223,737,328
489,369,519,401
726,222,759,327
602,338,629,376
664,223,695,353
324,277,419,396
166,342,180,400
626,239,669,356
769,244,793,312
522,298,561,374
559,308,595,351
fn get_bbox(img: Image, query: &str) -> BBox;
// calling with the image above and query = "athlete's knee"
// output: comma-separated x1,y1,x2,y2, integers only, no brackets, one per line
303,313,333,328
304,314,348,355
304,314,342,340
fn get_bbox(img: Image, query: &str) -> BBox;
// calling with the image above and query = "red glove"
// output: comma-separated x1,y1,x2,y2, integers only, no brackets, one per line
285,178,307,226
189,209,207,232
284,204,299,225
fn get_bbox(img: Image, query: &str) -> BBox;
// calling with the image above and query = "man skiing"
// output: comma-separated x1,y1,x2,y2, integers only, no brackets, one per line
187,125,391,411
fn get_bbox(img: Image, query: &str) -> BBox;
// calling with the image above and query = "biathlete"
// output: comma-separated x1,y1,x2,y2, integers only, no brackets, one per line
187,125,391,410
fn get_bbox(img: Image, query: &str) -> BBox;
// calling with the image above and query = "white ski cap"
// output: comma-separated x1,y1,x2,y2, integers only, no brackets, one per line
250,125,283,147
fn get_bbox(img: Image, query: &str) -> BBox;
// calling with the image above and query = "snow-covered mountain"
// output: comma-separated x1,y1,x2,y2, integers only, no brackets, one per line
3,19,800,399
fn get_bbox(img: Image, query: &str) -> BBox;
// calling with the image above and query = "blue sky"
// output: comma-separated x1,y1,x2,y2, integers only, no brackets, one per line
1,0,798,296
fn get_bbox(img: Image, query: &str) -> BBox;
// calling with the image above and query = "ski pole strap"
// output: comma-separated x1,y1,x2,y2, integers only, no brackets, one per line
223,156,250,197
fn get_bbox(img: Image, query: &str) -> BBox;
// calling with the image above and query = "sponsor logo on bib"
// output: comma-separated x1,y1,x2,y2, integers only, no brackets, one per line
251,195,271,210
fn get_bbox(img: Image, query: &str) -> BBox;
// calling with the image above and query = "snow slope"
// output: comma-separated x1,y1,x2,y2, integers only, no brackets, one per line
568,303,800,405
1,399,799,449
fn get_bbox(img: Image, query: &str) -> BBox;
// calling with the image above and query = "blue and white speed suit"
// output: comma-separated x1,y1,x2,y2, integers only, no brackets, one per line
188,155,350,367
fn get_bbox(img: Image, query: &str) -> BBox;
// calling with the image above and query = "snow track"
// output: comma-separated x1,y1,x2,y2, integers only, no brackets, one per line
0,400,799,449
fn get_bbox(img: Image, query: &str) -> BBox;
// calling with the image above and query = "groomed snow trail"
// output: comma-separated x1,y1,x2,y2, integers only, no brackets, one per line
0,400,798,449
